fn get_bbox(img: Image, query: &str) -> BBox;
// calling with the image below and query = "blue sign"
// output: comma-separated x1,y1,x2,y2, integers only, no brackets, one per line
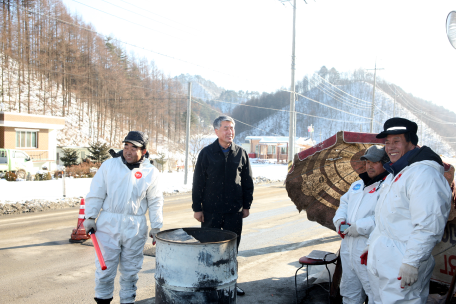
353,184,361,191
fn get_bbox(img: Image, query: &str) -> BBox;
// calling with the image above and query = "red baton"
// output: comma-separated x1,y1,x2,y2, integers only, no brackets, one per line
88,228,107,271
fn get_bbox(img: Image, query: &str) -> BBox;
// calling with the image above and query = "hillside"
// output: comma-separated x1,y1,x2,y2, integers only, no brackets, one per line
175,74,261,114
234,73,456,156
0,0,213,152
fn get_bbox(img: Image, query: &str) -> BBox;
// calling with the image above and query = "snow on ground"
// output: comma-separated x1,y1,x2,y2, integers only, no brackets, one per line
0,162,287,206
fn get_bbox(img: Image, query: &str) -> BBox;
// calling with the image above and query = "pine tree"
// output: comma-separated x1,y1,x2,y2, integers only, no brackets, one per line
87,142,111,163
60,148,79,167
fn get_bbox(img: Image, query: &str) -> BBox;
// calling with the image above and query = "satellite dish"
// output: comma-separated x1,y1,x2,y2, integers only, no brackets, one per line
446,11,456,49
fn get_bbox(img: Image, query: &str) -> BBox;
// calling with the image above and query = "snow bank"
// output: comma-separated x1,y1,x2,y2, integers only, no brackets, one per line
0,163,288,213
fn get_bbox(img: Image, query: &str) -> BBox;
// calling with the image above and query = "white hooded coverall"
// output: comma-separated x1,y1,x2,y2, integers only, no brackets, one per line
85,157,163,303
367,160,451,304
333,176,384,304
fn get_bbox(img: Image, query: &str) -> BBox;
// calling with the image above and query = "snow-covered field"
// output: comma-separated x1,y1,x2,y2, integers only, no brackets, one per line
0,162,287,204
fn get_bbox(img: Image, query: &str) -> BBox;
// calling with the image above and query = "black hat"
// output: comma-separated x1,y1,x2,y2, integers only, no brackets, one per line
122,131,148,148
376,117,418,139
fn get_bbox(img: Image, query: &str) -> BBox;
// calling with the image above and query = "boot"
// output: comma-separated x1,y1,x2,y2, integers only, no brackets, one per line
94,297,113,304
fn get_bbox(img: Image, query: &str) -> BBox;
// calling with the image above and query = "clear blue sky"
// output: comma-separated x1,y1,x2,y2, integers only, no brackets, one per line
62,0,456,114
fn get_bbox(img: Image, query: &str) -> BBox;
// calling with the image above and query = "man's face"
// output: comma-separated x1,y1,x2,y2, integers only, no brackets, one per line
123,142,146,164
365,160,386,179
384,134,416,163
215,121,235,147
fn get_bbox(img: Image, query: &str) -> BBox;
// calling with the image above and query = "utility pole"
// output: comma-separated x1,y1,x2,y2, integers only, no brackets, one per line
393,87,396,117
366,63,384,133
288,0,297,164
184,82,192,185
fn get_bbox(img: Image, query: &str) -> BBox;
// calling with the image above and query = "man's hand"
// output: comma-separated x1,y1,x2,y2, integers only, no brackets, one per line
335,218,346,239
344,223,359,237
397,263,418,288
194,211,204,222
83,218,96,234
149,228,160,245
242,209,250,218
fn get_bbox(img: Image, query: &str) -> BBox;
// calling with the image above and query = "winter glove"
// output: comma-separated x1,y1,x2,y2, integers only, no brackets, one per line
344,223,359,237
149,228,160,245
335,218,346,239
360,246,368,265
83,218,96,234
398,263,418,288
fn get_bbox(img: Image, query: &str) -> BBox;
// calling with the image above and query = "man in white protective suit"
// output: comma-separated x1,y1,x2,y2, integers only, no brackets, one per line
364,117,451,304
333,145,389,304
83,131,163,304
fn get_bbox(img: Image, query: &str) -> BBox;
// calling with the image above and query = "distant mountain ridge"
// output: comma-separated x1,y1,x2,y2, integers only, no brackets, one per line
232,71,456,156
174,74,261,114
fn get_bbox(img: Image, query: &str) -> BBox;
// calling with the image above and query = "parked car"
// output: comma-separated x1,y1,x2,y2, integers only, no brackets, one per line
0,149,34,179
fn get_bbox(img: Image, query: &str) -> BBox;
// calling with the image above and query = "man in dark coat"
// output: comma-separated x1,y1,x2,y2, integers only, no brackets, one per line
192,115,254,296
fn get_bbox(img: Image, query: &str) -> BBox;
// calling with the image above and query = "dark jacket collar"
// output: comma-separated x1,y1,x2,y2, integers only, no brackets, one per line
210,139,237,154
383,146,442,176
359,170,389,188
111,149,149,171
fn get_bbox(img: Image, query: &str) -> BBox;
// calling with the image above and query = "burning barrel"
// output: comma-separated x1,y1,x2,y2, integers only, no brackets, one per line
155,228,238,304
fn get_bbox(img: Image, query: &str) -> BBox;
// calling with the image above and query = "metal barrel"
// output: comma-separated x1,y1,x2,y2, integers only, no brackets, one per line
155,228,238,304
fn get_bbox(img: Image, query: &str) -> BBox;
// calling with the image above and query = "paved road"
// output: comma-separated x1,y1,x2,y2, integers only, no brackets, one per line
0,183,340,304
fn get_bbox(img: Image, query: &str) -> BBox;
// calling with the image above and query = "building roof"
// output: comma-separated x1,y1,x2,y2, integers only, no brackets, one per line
246,136,314,146
0,112,65,130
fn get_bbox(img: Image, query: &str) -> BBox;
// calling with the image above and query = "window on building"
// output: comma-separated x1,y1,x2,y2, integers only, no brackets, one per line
81,151,85,159
56,153,60,165
16,131,37,148
281,146,287,154
267,145,275,154
255,145,260,155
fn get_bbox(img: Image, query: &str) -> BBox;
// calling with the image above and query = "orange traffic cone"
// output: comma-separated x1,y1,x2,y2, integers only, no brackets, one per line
69,198,90,243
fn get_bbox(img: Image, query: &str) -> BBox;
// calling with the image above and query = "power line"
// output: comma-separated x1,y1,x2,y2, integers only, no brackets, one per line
310,79,372,109
116,0,201,32
23,5,236,78
99,0,193,35
209,98,371,124
316,74,371,104
191,99,282,136
69,0,180,39
283,90,373,120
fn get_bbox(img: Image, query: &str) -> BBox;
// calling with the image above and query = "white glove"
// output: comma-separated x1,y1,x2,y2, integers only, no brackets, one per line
334,218,345,233
344,223,359,237
398,263,418,288
149,228,160,245
83,218,96,234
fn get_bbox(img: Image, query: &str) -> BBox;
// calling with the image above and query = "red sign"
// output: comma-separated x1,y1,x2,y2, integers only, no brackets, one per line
369,188,376,193
135,171,142,179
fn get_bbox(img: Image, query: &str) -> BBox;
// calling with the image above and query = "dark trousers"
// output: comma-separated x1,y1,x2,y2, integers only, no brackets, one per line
202,212,243,252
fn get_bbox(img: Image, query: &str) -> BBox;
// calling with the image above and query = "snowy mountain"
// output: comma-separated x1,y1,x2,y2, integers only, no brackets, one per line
235,80,456,156
174,74,225,101
175,74,261,114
